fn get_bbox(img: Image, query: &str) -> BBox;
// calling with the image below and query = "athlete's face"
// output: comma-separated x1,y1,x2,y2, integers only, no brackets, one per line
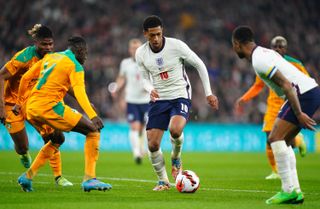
271,41,287,56
35,38,54,58
144,26,163,51
232,38,245,59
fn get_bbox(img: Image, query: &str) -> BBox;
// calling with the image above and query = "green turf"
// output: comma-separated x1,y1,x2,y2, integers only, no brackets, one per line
0,151,319,209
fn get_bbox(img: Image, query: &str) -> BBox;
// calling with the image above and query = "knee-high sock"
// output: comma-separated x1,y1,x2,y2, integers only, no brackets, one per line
271,141,294,193
129,130,141,158
149,149,169,182
26,141,58,179
288,146,301,192
49,150,62,178
84,132,100,181
266,144,277,172
170,133,184,159
139,129,147,156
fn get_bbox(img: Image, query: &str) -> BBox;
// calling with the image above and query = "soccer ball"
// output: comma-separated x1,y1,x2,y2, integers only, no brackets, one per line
175,170,200,193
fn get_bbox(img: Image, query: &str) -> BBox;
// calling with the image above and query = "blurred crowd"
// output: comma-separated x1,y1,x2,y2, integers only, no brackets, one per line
1,0,319,123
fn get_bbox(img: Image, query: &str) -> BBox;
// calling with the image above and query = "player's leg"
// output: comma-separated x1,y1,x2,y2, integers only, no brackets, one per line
9,129,31,168
292,133,307,157
18,129,64,192
146,101,171,191
168,98,191,180
41,130,73,186
5,105,31,168
147,128,170,191
265,132,280,180
71,116,112,191
168,115,186,180
129,121,143,164
266,118,300,204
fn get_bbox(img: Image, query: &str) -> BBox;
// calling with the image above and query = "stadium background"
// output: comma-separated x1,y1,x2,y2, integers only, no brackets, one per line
0,0,320,152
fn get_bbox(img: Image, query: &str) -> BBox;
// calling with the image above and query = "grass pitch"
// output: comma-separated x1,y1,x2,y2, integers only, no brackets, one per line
0,151,319,209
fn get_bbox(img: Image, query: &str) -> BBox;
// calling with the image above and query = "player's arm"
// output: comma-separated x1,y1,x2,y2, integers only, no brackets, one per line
0,66,13,124
235,76,265,113
271,70,316,130
110,75,125,98
135,51,158,101
12,60,42,115
180,41,218,110
70,70,103,130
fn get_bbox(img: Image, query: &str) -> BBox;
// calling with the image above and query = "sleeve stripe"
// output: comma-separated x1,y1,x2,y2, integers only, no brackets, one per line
267,66,277,78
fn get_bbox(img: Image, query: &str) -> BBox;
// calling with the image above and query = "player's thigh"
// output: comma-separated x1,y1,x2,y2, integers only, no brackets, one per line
130,121,142,131
4,104,25,134
268,118,300,143
168,115,187,137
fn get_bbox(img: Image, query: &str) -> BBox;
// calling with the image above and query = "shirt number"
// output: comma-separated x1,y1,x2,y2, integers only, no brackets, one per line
159,71,169,80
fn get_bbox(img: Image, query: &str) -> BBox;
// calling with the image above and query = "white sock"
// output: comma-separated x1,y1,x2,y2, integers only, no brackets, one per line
129,130,140,158
139,128,147,156
271,141,294,193
288,146,301,193
148,149,169,182
170,133,184,159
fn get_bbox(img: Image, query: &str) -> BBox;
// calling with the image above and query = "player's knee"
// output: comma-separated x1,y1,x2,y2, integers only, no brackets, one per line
169,129,183,139
148,141,160,152
47,131,65,145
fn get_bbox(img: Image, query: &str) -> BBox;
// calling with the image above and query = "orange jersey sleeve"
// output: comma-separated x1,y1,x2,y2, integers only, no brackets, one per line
3,46,40,104
240,76,265,102
71,70,97,119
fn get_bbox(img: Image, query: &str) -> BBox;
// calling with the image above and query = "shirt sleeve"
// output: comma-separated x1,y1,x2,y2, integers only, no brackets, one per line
4,54,29,76
240,76,265,102
70,69,97,119
253,49,278,79
178,40,213,96
135,49,154,94
16,60,42,105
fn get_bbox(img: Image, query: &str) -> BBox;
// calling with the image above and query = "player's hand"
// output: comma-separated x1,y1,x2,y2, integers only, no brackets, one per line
12,104,22,116
150,89,160,102
207,95,219,110
234,98,245,115
297,112,317,131
0,106,6,124
91,116,104,131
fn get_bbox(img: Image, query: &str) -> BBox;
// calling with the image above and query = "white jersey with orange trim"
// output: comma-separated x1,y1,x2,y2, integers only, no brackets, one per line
252,46,317,97
135,37,212,100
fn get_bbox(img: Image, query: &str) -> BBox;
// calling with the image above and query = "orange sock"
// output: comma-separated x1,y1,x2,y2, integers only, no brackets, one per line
84,132,100,181
26,141,59,179
49,150,62,178
266,144,277,173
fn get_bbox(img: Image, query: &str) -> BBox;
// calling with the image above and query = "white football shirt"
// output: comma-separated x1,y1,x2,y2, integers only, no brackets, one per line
252,46,318,97
135,37,212,100
119,57,150,104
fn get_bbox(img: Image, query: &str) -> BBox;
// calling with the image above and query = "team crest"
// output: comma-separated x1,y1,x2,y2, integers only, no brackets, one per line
156,57,164,67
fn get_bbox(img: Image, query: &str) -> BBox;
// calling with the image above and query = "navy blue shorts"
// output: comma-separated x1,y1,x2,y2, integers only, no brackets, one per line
278,87,320,128
127,103,149,123
146,98,191,130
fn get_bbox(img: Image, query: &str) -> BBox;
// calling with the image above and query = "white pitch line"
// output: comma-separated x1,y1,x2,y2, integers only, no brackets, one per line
1,171,319,195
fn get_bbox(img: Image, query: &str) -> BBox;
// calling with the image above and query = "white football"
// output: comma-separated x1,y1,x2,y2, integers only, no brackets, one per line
175,170,200,193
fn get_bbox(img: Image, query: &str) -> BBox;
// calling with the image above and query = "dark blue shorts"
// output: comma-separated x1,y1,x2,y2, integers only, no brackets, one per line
127,103,149,123
146,98,191,130
278,87,320,128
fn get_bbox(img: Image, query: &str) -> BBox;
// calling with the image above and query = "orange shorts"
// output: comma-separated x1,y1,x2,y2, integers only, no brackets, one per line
27,100,82,132
4,104,25,134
